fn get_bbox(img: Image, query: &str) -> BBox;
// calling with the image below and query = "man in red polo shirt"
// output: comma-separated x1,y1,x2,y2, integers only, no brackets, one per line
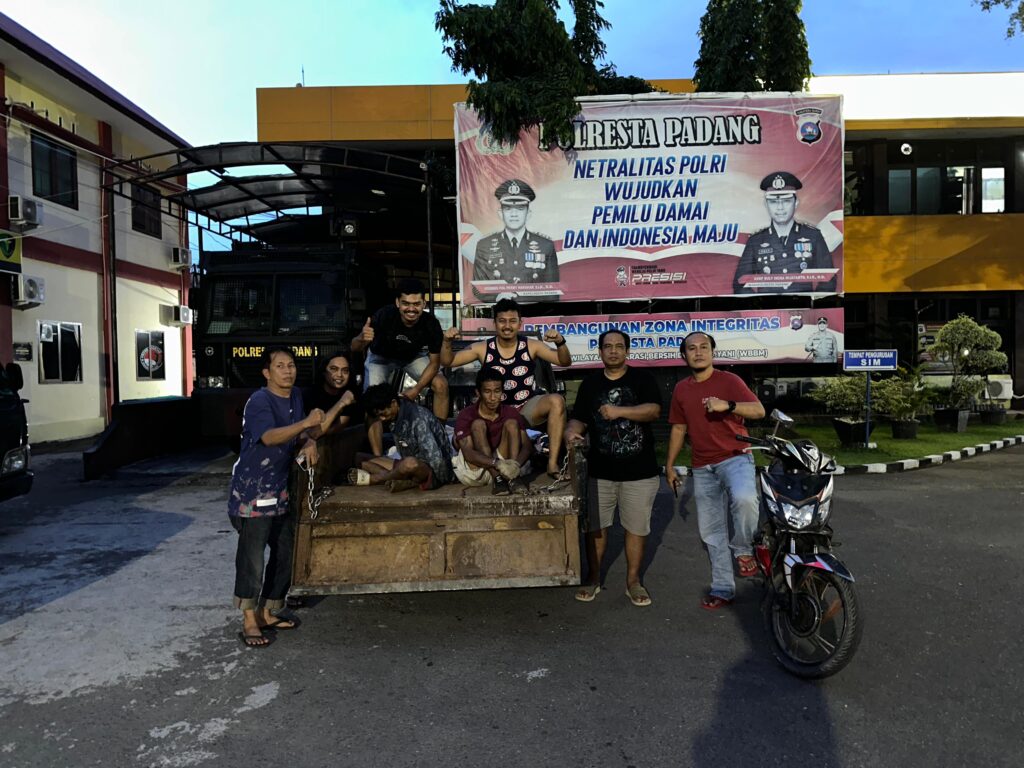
665,331,765,611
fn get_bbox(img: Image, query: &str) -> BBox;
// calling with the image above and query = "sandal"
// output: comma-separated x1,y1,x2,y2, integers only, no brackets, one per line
701,594,733,611
574,583,602,602
347,468,370,486
238,631,273,648
737,555,758,578
626,583,652,607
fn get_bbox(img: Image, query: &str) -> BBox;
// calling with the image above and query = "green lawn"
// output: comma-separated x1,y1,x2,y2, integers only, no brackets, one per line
657,420,1024,468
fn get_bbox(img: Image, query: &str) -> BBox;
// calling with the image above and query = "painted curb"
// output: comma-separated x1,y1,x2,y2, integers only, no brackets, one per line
670,435,1024,477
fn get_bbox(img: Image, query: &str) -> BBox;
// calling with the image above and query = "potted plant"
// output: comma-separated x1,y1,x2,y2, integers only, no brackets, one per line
809,374,874,446
926,315,1008,433
873,365,929,439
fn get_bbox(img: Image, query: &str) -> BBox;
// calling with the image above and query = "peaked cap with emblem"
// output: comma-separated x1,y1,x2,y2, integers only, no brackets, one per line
760,171,803,198
495,179,536,204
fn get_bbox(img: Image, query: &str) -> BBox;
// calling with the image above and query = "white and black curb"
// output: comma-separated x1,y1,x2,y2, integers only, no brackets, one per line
670,435,1024,478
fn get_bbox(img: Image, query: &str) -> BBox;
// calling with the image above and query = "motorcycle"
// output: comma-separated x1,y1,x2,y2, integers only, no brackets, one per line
737,409,863,679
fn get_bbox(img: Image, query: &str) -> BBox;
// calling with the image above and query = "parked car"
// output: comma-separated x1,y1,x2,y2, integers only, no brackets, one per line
0,362,32,502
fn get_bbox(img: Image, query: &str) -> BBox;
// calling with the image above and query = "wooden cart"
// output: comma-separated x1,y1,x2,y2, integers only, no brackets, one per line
290,426,584,595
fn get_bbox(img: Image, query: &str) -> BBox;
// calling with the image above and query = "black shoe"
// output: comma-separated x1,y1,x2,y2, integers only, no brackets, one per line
492,476,512,495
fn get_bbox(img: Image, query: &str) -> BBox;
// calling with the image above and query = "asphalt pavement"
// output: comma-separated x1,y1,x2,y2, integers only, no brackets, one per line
0,445,1021,768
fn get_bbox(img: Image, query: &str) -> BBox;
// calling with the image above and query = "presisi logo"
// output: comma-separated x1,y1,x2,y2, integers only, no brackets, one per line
232,345,319,358
631,271,687,285
474,129,515,156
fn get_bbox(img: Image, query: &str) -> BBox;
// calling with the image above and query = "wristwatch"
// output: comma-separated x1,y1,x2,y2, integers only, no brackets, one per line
727,400,736,413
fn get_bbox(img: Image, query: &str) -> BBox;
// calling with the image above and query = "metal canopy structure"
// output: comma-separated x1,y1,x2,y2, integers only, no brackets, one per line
104,141,430,242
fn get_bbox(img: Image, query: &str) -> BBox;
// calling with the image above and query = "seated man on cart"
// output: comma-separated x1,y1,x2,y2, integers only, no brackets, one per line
349,383,455,493
452,368,533,495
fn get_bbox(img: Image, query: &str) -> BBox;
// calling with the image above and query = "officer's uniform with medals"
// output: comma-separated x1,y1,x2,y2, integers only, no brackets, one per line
732,172,835,295
472,179,560,298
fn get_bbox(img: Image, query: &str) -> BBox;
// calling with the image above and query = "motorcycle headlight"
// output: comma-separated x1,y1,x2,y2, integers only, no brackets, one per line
813,478,835,526
782,501,815,529
1,446,28,475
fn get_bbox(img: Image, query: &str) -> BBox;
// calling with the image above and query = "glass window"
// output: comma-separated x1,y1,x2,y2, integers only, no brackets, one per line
916,167,941,214
888,169,912,215
204,277,274,335
942,167,970,214
131,183,162,238
275,275,348,334
38,321,83,383
31,131,78,209
981,168,1005,213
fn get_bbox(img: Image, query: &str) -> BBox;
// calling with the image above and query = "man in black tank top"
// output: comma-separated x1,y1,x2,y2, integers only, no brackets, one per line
441,298,572,478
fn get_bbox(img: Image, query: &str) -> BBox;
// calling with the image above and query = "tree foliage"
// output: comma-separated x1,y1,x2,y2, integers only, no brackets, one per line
435,0,655,146
976,0,1024,37
928,314,1008,408
693,0,812,92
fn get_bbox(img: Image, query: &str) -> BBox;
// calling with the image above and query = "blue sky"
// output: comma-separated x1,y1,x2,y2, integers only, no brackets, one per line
0,0,1021,146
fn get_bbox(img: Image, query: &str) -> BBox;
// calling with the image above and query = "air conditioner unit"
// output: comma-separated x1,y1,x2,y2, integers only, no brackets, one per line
985,375,1014,403
169,247,192,270
9,196,41,229
12,274,45,308
160,303,193,326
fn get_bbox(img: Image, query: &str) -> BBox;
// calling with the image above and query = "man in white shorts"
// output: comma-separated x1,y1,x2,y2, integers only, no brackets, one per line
452,368,532,495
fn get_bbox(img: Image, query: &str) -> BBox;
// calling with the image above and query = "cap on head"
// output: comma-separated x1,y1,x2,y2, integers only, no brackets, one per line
816,316,828,324
495,179,536,205
761,171,802,199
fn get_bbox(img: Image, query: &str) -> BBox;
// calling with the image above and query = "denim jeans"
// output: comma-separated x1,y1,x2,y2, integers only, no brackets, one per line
691,453,759,600
231,513,295,611
363,351,431,390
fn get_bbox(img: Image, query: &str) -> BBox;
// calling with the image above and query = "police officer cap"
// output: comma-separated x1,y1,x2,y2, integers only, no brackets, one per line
816,316,829,324
495,179,536,204
761,171,802,197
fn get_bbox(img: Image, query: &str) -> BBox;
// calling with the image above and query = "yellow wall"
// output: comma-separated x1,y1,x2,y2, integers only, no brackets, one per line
845,214,1024,293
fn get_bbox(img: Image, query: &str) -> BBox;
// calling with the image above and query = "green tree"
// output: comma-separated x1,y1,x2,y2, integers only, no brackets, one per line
976,0,1024,37
435,0,654,147
928,314,1008,408
693,0,812,92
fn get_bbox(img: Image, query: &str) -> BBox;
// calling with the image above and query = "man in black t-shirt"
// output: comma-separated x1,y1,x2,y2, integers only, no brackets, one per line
303,352,363,433
351,278,448,420
565,329,662,607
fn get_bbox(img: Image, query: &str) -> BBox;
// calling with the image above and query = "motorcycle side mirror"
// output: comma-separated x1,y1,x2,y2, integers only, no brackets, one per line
771,409,794,425
4,362,23,392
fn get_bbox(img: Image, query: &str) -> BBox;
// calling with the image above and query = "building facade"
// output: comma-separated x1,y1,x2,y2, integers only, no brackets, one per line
255,74,1024,393
0,14,192,442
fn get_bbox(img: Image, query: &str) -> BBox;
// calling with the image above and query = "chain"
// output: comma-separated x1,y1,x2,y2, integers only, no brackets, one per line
304,461,333,520
537,451,572,494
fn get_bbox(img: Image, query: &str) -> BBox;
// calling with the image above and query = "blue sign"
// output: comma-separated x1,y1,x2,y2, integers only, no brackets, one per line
843,349,898,371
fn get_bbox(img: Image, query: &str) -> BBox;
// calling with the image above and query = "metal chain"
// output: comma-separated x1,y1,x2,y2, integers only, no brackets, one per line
304,461,333,520
536,451,572,494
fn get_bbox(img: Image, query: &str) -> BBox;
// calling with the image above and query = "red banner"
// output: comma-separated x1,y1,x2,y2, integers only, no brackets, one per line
456,94,843,305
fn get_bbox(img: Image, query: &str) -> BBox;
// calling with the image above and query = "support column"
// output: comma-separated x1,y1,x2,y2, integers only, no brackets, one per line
98,121,116,420
0,62,12,362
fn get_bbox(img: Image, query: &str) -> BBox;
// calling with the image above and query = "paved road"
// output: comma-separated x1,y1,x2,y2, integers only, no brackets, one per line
1,446,1021,767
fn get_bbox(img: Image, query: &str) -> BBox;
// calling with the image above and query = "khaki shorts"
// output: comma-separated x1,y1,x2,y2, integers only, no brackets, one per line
518,394,549,426
452,450,528,487
587,475,661,536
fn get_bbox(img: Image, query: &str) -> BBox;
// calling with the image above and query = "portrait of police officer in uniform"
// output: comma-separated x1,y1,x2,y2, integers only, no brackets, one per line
805,316,838,363
472,179,560,290
732,171,835,295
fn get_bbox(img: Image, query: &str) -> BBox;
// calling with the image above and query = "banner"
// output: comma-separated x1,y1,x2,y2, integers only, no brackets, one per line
463,308,845,368
0,231,23,275
456,94,843,305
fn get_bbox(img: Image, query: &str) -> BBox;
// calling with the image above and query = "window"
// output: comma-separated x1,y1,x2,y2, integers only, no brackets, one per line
203,277,274,335
981,168,1005,213
38,321,83,383
31,132,78,209
275,275,348,334
131,183,162,238
888,170,912,215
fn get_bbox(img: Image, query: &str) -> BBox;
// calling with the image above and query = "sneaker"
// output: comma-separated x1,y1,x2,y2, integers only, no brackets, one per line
492,476,512,495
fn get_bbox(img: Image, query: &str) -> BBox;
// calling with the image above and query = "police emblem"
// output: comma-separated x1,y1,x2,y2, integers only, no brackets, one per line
795,107,823,145
508,182,521,196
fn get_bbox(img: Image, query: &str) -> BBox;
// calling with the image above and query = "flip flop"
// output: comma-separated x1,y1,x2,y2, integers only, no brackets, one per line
626,583,652,607
701,594,733,611
737,555,758,578
238,631,273,648
347,468,371,486
262,617,300,631
574,583,602,602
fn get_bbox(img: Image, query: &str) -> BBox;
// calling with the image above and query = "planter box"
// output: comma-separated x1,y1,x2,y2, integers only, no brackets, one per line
890,419,919,440
978,409,1007,426
832,418,874,447
933,408,969,433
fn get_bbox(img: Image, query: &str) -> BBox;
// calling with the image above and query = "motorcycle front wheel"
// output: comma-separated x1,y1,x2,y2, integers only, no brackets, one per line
763,569,862,679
